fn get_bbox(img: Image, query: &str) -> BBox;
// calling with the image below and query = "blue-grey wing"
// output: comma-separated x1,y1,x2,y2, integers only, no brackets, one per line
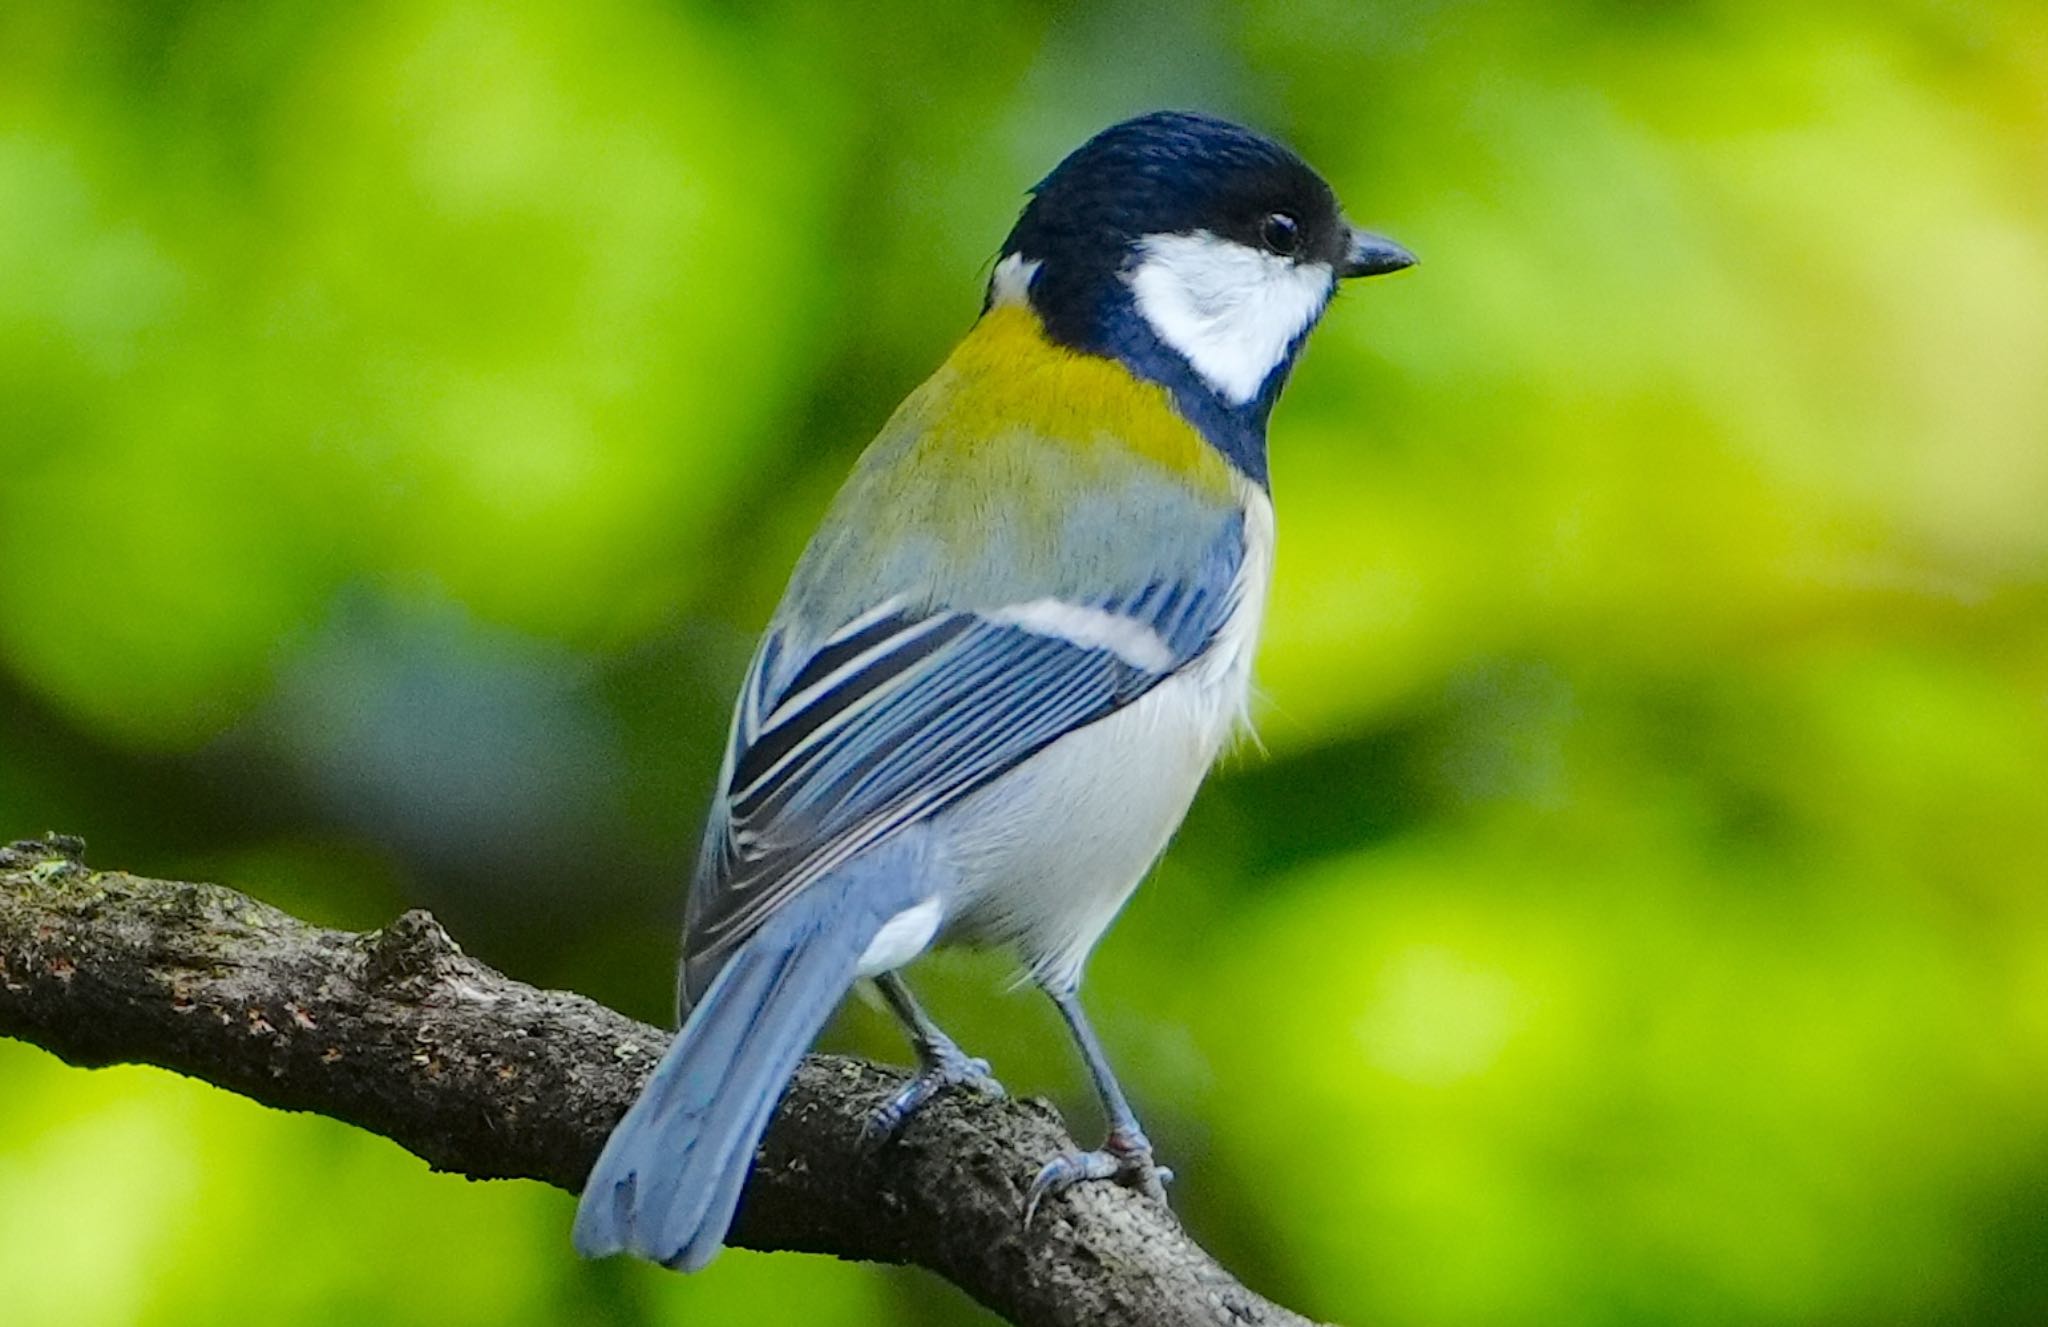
681,513,1246,993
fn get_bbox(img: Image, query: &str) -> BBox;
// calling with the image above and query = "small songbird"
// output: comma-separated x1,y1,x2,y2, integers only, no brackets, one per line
574,109,1414,1270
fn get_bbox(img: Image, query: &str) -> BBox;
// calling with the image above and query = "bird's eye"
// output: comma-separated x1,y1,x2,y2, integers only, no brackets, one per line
1260,212,1301,256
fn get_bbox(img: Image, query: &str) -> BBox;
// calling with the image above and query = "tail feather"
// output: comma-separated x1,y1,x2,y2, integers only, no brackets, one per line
573,909,865,1270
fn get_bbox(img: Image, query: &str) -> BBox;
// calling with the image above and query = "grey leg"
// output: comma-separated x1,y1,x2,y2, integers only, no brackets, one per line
1024,985,1173,1224
864,972,1003,1146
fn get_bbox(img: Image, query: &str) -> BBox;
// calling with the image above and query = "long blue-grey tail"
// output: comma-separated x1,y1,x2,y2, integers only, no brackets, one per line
572,897,872,1271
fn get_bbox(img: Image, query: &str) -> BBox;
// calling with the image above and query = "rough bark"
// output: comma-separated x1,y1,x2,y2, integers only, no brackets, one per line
0,834,1323,1327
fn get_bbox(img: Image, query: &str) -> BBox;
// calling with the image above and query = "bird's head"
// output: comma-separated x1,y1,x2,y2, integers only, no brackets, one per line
992,110,1413,425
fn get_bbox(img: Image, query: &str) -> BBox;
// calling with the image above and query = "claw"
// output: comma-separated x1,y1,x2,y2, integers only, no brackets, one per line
864,1050,1003,1149
1022,1128,1173,1226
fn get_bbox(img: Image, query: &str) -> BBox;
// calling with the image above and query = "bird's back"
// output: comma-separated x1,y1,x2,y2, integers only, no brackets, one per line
778,301,1247,632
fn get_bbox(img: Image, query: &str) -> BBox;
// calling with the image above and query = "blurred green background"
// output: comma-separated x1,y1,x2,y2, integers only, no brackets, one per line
4,1,2047,1323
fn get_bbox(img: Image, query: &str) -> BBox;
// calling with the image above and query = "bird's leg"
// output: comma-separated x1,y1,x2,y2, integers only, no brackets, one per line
864,971,1004,1146
1024,984,1173,1224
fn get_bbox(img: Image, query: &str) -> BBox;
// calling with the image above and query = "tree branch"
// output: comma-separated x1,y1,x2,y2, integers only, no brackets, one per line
0,834,1322,1327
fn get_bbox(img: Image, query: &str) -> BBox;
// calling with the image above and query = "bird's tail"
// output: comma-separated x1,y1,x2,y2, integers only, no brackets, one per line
572,898,869,1271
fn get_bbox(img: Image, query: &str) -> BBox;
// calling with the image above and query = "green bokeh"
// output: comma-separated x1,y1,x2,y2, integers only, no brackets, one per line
3,2,2045,1324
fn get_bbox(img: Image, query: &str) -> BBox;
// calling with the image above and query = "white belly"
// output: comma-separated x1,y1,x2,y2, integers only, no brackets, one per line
935,487,1273,988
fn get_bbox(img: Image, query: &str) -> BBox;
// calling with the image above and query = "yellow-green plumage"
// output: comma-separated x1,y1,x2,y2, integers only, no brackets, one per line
914,302,1235,492
782,301,1242,632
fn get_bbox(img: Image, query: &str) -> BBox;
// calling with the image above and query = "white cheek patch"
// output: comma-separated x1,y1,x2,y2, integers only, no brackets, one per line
1125,231,1333,404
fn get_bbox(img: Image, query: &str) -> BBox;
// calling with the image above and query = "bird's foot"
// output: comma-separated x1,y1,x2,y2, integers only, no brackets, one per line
1023,1126,1174,1225
864,1044,1004,1148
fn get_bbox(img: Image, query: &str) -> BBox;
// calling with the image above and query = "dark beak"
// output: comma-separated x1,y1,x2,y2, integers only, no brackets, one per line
1340,227,1417,279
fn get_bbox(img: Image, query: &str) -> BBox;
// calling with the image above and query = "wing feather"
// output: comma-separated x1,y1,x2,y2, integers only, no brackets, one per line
685,513,1247,968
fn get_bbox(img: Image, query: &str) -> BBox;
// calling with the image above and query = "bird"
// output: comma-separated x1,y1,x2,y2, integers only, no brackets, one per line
572,108,1414,1271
